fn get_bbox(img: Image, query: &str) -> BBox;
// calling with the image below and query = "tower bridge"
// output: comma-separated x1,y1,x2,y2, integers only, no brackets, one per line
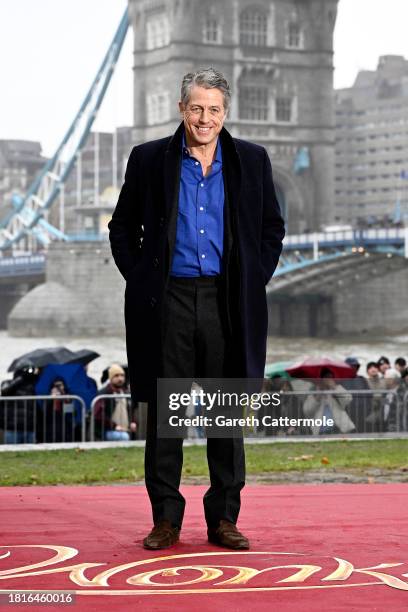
1,228,407,337
0,3,407,337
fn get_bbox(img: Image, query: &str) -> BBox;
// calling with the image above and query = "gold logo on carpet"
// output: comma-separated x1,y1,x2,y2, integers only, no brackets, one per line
0,546,407,595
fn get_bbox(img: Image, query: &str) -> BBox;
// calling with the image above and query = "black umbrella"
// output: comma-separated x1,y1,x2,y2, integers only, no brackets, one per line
8,346,77,372
64,349,100,367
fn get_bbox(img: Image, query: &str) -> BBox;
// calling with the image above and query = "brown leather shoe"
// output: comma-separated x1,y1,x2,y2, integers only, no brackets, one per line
207,520,250,550
143,520,180,550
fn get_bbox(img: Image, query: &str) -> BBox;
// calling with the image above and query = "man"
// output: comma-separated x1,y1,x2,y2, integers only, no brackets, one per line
383,368,402,432
366,361,381,383
365,361,386,432
93,364,137,441
342,356,369,433
0,366,39,444
108,68,285,551
394,357,407,378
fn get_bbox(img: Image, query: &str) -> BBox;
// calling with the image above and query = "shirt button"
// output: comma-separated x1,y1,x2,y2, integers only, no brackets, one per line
201,254,206,259
200,229,204,234
200,183,204,187
199,206,204,211
195,161,199,166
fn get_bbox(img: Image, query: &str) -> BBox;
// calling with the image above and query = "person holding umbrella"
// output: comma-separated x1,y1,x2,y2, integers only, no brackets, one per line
41,378,76,443
303,368,355,435
341,357,370,433
0,367,39,444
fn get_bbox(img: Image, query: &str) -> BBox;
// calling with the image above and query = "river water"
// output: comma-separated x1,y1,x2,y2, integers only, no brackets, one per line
1,330,407,386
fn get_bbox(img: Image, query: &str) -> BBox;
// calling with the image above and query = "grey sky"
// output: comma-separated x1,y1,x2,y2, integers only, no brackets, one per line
0,0,407,156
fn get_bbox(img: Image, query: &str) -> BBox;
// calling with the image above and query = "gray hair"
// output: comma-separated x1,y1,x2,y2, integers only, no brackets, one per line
180,67,231,112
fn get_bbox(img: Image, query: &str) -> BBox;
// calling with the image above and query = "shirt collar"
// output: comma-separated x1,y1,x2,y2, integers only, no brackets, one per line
182,131,222,163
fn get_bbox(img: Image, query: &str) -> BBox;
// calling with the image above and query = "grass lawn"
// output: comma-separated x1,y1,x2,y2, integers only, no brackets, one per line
1,439,408,486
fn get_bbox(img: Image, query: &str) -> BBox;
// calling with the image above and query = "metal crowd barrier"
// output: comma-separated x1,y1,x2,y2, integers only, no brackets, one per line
404,391,408,432
0,395,87,444
241,388,405,437
89,394,147,442
1,389,406,444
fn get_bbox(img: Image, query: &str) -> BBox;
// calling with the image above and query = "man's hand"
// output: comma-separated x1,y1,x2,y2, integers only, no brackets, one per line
130,422,137,432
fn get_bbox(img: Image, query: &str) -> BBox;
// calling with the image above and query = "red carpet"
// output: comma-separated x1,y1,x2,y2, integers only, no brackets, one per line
0,483,407,611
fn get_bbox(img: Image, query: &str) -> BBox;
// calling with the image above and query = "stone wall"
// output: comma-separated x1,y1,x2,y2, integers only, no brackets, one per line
8,241,125,337
8,244,407,338
332,265,408,335
267,263,408,337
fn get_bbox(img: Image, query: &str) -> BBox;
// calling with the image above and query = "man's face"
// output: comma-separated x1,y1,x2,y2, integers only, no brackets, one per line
367,365,379,378
111,373,125,388
179,85,226,148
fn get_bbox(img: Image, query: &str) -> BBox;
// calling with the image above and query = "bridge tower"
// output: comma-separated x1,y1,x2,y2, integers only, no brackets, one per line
128,0,338,232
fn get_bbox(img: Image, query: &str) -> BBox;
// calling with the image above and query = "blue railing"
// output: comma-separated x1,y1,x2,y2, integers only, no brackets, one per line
1,228,406,280
283,228,407,250
0,255,46,277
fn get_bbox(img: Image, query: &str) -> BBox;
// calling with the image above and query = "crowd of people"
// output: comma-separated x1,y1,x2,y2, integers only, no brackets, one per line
0,363,136,444
1,355,407,444
258,356,408,436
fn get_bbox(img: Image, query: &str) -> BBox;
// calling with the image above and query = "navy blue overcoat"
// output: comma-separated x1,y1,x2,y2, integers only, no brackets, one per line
108,122,285,402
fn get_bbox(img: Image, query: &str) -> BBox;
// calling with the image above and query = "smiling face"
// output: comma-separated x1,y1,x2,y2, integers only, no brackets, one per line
179,85,227,149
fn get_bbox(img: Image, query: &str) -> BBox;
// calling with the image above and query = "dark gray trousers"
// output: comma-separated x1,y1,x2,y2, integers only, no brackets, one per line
144,274,246,530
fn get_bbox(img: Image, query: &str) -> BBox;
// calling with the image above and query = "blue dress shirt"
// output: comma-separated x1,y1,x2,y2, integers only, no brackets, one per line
170,132,224,277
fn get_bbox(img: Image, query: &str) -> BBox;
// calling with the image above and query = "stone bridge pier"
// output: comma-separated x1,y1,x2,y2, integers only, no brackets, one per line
267,252,408,336
7,242,125,337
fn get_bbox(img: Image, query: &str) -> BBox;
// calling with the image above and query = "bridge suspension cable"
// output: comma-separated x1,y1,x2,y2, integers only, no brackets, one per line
0,8,129,252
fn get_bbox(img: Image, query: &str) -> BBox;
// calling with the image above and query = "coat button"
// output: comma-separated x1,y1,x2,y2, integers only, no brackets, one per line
150,297,157,308
159,216,165,227
153,257,159,268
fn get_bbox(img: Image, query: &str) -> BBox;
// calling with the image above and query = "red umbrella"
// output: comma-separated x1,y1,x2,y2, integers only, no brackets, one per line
286,357,356,379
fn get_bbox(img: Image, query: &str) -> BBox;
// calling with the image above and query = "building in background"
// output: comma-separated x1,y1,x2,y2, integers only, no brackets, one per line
128,0,338,232
335,55,408,227
0,139,47,219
